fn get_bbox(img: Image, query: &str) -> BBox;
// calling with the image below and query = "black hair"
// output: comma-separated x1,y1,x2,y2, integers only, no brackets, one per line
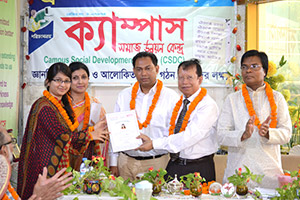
44,62,75,123
241,50,268,77
132,51,158,67
69,62,90,77
177,59,202,77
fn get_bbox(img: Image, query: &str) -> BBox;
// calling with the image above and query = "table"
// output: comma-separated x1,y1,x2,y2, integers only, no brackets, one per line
61,188,277,200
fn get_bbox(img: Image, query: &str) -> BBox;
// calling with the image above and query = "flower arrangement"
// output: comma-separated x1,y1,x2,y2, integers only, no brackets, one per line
272,169,300,200
62,157,136,200
141,167,167,186
227,166,264,186
180,172,206,189
82,156,110,180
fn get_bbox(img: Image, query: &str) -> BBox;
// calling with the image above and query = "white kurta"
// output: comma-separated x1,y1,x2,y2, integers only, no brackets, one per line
217,85,292,189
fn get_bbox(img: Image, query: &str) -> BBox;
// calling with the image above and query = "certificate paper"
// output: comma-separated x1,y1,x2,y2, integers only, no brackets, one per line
89,102,102,126
106,110,142,152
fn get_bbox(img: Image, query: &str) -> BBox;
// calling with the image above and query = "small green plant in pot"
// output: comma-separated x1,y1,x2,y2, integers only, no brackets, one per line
141,167,167,195
227,166,264,196
81,156,110,194
180,172,206,197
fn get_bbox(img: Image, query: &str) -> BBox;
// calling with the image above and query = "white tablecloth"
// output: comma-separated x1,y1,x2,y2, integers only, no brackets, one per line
61,188,277,200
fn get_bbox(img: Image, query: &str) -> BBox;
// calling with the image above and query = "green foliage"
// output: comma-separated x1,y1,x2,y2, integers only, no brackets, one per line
102,176,137,200
227,166,264,186
141,167,167,186
82,157,110,180
271,170,300,200
62,157,137,200
180,172,206,189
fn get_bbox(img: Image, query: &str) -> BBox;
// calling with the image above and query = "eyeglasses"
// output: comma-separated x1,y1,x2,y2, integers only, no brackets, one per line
241,64,262,71
0,137,17,149
52,79,71,84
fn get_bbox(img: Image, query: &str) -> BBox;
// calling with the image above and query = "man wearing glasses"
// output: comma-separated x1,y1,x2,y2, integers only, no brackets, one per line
217,50,292,189
0,126,73,200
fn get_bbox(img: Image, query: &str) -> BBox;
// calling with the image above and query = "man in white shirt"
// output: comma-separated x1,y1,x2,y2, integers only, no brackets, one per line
217,50,292,188
109,52,179,181
137,59,219,181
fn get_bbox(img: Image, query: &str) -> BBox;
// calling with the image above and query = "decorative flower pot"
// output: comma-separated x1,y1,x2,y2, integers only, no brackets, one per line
190,184,202,197
83,179,101,194
152,182,162,195
236,185,248,196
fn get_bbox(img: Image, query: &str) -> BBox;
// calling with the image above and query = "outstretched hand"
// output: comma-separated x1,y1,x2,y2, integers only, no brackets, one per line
136,134,153,151
32,167,72,200
258,116,271,139
241,115,255,141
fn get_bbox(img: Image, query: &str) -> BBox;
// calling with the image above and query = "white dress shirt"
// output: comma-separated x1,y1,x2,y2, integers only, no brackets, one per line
109,80,179,166
217,84,292,189
153,87,219,159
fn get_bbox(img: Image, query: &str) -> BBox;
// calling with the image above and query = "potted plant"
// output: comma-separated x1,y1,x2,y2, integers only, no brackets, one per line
81,156,110,194
227,166,264,196
180,172,206,197
141,167,167,195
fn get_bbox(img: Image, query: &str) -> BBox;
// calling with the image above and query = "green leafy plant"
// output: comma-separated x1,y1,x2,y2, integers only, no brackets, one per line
62,157,138,200
271,169,300,200
180,172,206,189
81,156,110,180
227,166,264,186
141,167,167,186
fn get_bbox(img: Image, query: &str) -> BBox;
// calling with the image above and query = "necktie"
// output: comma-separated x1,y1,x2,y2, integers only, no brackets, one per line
170,98,190,161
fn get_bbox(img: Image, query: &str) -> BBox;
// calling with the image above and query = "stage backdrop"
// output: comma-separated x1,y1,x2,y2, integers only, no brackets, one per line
27,0,234,86
0,0,18,137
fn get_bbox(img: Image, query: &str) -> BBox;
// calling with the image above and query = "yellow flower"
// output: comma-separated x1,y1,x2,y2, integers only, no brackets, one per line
267,61,277,77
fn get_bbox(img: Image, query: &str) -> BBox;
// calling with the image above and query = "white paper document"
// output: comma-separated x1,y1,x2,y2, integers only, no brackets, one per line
106,110,142,152
89,102,102,126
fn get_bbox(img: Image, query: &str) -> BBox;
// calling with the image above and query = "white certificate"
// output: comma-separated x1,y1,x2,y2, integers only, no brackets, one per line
106,110,142,152
89,102,102,126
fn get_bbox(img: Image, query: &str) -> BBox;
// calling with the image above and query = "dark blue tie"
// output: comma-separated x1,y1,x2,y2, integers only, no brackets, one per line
170,98,190,161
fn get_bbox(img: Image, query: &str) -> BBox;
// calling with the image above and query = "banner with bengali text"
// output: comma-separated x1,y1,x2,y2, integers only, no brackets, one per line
27,0,234,86
0,0,18,137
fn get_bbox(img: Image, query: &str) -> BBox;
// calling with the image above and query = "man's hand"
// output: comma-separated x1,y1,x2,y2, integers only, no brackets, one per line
258,116,271,139
136,134,153,151
32,167,72,200
109,166,119,177
241,115,255,141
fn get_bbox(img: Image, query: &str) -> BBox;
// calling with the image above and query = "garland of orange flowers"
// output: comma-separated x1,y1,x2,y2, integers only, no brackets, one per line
2,183,19,200
169,88,207,135
69,92,91,130
43,90,79,131
242,82,277,129
82,92,91,130
130,79,163,129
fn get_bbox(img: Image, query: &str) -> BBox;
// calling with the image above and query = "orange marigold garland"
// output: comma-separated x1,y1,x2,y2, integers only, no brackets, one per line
2,183,19,200
169,88,207,135
242,82,277,129
43,90,79,131
130,79,163,129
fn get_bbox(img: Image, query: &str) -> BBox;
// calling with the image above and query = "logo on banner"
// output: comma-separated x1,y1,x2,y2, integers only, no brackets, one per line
29,6,54,54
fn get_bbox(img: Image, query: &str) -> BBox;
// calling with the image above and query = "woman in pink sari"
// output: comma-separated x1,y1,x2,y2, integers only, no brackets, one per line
69,62,109,169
